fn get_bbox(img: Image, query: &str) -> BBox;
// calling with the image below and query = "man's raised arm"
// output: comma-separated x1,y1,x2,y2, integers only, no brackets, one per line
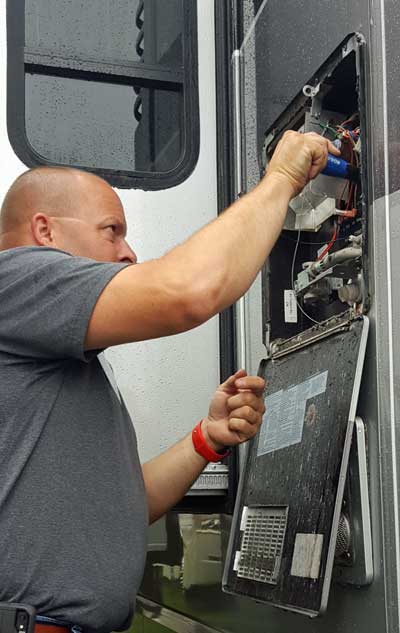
85,132,339,350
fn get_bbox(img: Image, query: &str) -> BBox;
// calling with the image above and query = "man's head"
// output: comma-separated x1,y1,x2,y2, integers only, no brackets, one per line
0,166,137,263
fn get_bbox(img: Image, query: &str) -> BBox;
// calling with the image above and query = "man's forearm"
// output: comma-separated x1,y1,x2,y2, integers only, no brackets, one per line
142,433,208,524
161,175,292,321
85,174,293,350
86,133,335,349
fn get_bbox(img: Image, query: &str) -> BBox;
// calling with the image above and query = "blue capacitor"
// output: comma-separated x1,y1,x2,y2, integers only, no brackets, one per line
322,154,360,182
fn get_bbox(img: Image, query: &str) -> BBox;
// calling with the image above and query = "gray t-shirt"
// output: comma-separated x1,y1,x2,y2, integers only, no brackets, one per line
0,247,148,633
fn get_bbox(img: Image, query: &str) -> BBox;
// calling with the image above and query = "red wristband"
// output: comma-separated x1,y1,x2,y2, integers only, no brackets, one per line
192,420,230,463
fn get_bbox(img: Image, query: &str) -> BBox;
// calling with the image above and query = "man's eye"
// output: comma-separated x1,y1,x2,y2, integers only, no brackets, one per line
106,225,116,232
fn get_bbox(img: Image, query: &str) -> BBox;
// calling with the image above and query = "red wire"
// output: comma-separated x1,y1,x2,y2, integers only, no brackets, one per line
317,225,338,261
346,183,355,211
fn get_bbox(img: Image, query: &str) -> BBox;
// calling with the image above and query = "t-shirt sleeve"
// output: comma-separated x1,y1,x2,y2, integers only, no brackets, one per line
0,247,130,361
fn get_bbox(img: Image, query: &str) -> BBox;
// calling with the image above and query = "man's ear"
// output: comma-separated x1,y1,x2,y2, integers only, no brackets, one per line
31,213,56,247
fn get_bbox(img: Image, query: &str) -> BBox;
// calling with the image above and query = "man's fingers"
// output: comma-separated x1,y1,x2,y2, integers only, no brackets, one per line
308,148,328,180
227,391,265,413
228,405,261,426
307,134,341,180
266,130,341,198
307,138,330,180
219,372,265,396
219,369,247,391
234,375,265,394
304,132,340,155
228,418,259,441
328,140,341,155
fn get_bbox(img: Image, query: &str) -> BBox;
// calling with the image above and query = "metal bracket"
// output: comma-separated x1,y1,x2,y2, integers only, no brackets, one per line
334,416,373,586
303,83,321,99
269,310,355,359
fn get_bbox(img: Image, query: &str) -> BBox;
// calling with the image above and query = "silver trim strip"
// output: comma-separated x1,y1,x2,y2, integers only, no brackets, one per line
232,49,243,199
379,0,400,625
232,49,247,370
136,596,223,633
355,416,374,583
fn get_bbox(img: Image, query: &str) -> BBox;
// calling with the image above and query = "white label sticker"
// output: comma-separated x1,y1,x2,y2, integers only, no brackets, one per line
257,371,328,456
290,533,324,579
284,290,298,323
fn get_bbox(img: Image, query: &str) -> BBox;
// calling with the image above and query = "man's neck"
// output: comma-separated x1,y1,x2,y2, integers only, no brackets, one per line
0,231,34,251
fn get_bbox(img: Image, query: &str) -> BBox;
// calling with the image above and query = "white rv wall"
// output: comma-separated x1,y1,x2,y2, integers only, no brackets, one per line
0,0,220,463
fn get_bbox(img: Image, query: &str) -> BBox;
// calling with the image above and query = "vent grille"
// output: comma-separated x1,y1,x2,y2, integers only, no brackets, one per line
237,507,288,584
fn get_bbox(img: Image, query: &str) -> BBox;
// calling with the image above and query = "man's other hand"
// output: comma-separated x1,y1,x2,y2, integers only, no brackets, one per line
265,130,341,198
202,370,266,451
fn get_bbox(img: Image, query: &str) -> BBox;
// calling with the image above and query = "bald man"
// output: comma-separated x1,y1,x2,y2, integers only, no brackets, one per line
0,132,338,633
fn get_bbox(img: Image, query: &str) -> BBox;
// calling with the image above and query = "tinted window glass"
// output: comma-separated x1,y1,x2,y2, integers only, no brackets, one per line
26,74,182,172
25,0,183,67
7,0,198,189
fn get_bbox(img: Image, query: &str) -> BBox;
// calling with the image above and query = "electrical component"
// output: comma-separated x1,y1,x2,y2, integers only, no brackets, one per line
338,281,363,305
294,235,362,302
276,110,361,232
322,155,360,182
259,35,368,352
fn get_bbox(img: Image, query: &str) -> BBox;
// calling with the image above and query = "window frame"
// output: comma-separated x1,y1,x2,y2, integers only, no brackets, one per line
7,0,200,191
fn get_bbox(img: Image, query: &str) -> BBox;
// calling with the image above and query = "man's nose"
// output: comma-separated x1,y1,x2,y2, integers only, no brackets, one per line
118,240,138,264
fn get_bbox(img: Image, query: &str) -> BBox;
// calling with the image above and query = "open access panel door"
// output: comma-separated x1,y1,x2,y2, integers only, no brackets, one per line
223,314,368,616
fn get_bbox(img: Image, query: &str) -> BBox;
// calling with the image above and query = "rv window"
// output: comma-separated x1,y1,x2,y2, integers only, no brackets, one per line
7,0,199,190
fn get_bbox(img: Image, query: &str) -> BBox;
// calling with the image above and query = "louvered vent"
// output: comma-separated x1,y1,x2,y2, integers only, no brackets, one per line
236,506,288,584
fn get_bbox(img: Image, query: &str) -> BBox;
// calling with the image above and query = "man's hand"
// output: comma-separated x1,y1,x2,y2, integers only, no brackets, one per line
202,369,266,451
265,130,341,198
143,369,265,523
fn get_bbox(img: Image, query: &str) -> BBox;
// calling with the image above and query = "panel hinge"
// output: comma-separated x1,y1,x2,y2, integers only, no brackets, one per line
269,309,359,359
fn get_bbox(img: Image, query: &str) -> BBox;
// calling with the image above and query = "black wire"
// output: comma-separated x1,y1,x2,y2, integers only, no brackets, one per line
291,229,322,326
281,233,348,246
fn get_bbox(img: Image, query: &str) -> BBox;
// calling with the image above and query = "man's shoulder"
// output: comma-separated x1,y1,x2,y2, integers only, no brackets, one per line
0,246,71,265
0,246,72,280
